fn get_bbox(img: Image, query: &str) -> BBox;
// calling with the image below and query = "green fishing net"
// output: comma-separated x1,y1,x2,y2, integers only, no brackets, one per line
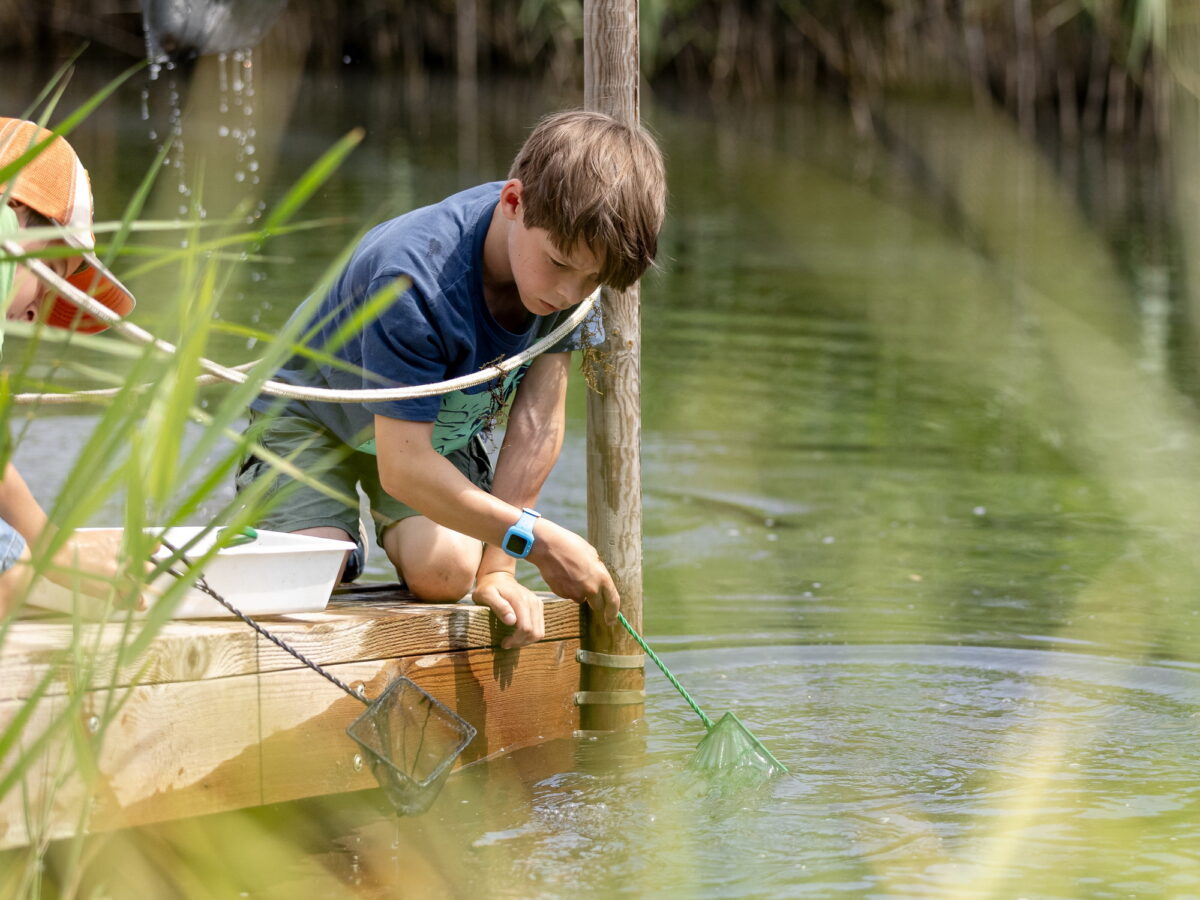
690,712,788,777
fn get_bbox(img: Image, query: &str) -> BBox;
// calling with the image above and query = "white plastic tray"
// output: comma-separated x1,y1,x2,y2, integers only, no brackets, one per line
27,527,356,619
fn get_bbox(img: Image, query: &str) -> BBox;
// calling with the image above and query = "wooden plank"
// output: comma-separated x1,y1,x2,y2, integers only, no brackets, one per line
0,639,580,849
0,590,582,700
258,639,580,804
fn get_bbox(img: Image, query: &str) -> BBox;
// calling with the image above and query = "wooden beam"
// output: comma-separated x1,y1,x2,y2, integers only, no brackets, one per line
0,591,581,700
0,592,583,849
0,639,580,849
582,0,646,730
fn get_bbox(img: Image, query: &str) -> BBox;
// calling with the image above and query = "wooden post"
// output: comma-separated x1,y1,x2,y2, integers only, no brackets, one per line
580,0,644,731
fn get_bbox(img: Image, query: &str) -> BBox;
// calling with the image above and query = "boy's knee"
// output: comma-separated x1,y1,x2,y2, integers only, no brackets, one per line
383,518,479,602
403,565,475,603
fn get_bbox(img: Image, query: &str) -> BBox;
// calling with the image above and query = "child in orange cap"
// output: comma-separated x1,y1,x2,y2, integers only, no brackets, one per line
0,117,139,613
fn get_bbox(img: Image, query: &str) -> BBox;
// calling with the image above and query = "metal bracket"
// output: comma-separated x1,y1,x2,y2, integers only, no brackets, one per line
576,648,645,669
573,690,646,706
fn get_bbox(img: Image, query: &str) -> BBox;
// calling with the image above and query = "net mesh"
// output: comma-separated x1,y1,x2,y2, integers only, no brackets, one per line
690,712,788,777
346,676,477,816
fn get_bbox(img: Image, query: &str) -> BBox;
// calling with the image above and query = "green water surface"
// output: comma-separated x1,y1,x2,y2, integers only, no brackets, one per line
1,56,1198,898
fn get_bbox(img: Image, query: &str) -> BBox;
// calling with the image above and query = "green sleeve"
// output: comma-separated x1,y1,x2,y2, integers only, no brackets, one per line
0,202,17,357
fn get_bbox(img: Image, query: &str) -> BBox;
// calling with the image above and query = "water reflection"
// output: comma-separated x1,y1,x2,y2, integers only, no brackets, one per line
2,58,1199,896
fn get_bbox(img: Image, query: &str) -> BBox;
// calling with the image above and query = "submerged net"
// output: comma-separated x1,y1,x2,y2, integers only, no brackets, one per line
158,535,476,817
346,676,477,816
690,712,788,777
347,677,476,816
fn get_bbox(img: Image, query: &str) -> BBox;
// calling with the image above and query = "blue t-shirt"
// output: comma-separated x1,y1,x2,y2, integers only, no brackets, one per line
252,182,602,455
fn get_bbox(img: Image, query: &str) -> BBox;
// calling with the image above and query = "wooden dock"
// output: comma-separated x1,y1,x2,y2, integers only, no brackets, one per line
0,585,584,850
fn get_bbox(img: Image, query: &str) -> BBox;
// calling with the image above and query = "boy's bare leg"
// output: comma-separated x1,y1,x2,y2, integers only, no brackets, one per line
381,517,482,602
294,526,354,584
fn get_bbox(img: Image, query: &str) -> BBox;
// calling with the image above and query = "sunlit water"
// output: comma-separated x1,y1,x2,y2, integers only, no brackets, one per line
2,56,1199,897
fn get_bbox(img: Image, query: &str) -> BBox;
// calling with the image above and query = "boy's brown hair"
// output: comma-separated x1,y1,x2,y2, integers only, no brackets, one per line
509,110,666,292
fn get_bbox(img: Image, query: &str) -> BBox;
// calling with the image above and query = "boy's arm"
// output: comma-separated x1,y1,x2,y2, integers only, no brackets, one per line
478,352,569,578
374,360,619,623
472,353,568,645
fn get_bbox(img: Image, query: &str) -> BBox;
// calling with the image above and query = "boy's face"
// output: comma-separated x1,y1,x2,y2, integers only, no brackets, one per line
5,205,81,324
500,181,602,316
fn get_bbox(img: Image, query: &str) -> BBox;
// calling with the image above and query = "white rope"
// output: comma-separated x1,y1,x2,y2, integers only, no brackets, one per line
3,243,599,406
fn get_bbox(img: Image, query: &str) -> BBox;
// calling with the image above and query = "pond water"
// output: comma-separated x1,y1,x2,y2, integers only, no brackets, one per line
2,54,1199,897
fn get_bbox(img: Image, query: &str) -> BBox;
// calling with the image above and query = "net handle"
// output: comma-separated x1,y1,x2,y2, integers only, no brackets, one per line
616,612,714,730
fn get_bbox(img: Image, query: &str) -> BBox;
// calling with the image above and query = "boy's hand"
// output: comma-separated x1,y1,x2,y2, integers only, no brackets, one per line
473,571,546,649
527,520,620,626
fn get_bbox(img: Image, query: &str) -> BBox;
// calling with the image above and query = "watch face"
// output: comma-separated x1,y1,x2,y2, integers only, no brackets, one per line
505,534,530,555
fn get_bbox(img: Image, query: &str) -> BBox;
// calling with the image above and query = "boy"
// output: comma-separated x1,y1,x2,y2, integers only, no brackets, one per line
0,117,139,612
238,110,666,648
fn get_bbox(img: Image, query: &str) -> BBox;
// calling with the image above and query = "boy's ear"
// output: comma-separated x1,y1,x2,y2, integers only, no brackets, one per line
498,179,523,221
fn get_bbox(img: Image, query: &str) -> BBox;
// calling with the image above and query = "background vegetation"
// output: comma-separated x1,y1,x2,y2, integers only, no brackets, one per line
0,0,1175,138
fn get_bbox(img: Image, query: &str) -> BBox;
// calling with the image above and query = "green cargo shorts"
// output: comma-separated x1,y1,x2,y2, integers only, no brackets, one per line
235,412,493,579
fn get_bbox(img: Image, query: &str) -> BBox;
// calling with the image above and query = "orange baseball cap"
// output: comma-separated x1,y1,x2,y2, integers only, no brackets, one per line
0,117,136,333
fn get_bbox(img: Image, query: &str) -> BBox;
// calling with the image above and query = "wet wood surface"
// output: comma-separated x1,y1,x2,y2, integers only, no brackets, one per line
0,586,582,849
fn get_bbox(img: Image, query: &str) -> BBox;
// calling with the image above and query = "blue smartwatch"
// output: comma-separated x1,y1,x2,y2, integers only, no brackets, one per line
502,508,542,559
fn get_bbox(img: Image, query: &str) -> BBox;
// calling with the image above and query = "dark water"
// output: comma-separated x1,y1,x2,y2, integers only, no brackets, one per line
3,54,1200,897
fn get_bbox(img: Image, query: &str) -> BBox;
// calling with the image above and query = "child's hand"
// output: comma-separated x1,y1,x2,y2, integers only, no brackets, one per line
47,529,156,610
473,571,546,649
527,520,620,626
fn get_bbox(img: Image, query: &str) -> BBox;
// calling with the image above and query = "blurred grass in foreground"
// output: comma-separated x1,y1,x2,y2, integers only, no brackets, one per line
0,70,379,898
